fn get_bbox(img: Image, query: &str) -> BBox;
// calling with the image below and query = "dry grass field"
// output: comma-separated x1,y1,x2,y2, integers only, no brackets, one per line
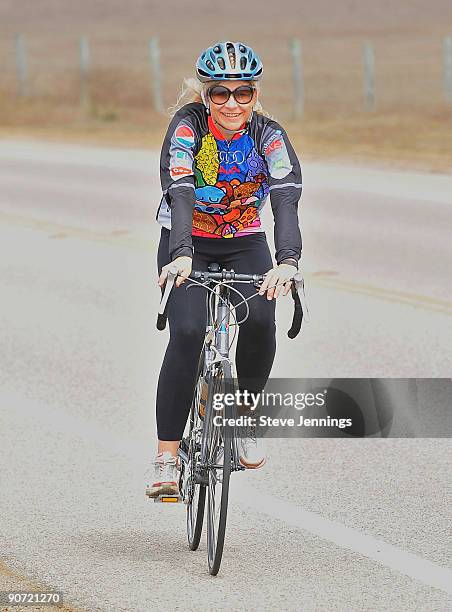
0,0,451,171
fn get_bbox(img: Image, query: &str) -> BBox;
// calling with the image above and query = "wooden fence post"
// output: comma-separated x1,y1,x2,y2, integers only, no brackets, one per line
290,38,304,119
444,36,452,104
15,34,29,97
79,36,91,110
363,41,376,111
149,37,164,114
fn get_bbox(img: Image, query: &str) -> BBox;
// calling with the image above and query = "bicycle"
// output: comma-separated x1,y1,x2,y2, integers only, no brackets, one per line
155,262,307,575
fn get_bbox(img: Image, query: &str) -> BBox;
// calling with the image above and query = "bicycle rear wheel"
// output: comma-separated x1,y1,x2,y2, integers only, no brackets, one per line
205,361,234,575
186,352,207,551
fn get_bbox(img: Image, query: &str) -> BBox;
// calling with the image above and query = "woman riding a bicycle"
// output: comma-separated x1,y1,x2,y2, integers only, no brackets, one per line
146,41,302,498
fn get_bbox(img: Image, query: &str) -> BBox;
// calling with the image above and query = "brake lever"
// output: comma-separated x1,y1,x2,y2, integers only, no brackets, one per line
292,271,310,323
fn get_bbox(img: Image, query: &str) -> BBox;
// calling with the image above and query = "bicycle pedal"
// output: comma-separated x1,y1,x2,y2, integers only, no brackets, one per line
153,494,182,503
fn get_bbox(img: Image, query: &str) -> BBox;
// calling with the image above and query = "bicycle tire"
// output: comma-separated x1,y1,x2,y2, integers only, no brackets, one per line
186,351,207,551
205,360,234,575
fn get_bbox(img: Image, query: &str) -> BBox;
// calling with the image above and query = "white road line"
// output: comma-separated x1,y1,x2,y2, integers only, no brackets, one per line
232,483,452,595
2,389,451,595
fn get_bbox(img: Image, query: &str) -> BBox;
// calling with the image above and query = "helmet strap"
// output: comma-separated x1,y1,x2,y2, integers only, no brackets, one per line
201,90,210,115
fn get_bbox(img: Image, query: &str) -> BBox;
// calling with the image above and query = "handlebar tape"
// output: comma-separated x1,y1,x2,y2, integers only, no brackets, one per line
156,267,177,331
287,285,303,339
156,312,168,331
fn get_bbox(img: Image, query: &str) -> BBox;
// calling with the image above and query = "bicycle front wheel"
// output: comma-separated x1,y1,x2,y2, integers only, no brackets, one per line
205,361,234,576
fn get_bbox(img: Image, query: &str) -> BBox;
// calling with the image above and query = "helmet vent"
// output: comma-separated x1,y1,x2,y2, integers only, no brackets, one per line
240,57,246,70
218,57,225,70
226,42,236,68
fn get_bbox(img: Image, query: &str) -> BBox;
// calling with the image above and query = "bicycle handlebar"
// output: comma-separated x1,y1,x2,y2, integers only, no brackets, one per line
157,267,309,337
188,270,265,283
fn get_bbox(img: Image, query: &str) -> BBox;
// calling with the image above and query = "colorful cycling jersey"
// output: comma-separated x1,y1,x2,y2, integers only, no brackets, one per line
156,102,302,263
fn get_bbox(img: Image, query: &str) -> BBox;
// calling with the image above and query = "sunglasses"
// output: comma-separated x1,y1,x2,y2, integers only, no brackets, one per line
207,85,256,105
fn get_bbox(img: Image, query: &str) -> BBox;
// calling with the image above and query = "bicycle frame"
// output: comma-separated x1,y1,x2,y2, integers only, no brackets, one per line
198,279,244,480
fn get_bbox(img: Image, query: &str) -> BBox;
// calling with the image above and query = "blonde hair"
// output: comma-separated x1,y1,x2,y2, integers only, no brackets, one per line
168,77,271,118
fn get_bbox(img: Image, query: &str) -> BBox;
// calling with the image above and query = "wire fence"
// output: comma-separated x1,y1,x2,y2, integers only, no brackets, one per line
1,33,452,121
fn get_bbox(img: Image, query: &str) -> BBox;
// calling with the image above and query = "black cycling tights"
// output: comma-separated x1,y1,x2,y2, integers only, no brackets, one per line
156,227,276,441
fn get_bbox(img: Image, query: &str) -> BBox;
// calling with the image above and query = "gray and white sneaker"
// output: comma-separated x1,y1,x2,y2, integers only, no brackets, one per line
145,451,179,498
238,426,266,469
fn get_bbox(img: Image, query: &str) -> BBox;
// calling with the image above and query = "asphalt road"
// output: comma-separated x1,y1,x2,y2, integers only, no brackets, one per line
0,140,451,611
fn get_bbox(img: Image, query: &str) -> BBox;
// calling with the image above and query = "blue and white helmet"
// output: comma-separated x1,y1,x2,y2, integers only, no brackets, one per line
196,41,263,82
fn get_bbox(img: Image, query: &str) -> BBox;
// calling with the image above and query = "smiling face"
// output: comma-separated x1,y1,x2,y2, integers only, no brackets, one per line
206,80,258,136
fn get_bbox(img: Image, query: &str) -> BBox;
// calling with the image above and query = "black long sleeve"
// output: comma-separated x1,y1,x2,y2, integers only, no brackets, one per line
261,121,303,264
159,111,198,259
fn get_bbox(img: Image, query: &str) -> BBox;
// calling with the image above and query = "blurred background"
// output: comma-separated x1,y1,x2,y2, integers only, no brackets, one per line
1,0,452,170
